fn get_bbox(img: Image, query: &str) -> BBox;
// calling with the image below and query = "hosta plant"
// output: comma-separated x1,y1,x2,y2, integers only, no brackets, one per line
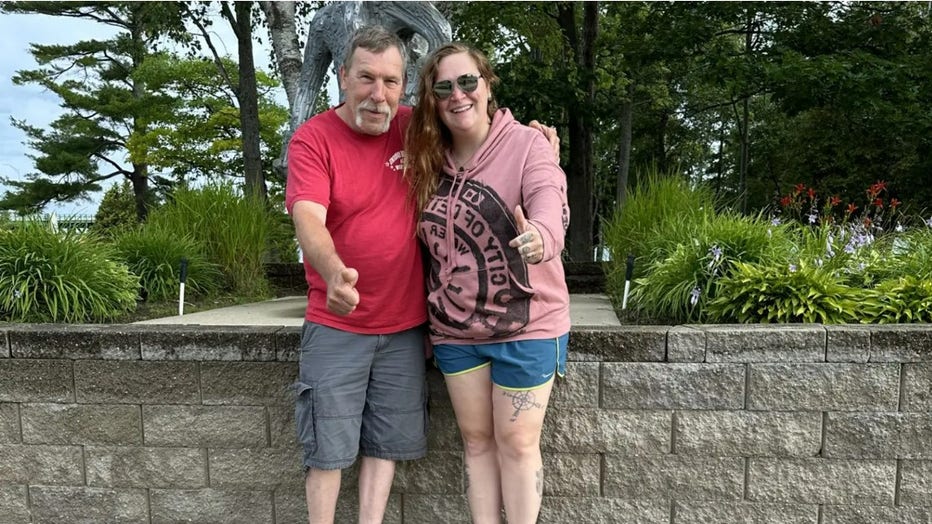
707,260,861,324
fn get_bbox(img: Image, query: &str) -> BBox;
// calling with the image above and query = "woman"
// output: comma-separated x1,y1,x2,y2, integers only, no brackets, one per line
405,43,571,524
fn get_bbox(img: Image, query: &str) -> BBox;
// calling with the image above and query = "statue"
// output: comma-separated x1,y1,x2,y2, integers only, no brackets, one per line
277,1,452,176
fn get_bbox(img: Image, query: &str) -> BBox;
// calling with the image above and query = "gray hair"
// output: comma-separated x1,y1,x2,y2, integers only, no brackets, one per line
343,25,408,76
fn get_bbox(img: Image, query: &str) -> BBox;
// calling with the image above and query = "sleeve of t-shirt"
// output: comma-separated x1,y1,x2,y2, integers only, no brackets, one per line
522,132,569,262
285,125,331,215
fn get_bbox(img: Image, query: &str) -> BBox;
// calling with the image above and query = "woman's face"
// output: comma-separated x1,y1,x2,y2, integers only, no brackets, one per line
433,52,489,137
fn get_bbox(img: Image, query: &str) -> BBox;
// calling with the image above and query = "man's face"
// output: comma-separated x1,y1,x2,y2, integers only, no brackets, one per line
339,46,405,136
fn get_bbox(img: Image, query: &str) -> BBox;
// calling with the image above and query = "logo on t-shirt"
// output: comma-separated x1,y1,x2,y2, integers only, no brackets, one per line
385,150,404,172
421,176,532,338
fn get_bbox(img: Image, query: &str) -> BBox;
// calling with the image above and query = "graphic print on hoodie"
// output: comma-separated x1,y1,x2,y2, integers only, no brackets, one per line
421,174,534,339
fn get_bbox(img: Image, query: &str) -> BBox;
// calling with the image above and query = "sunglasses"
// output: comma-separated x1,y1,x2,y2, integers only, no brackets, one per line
432,74,480,100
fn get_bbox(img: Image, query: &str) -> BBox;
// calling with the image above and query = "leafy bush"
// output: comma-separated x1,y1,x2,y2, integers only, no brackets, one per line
630,211,794,322
707,260,861,324
266,189,298,263
0,219,138,322
860,277,932,323
113,225,222,302
146,182,271,297
603,169,717,301
90,180,144,237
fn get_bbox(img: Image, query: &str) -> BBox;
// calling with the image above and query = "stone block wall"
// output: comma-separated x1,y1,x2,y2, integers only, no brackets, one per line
1,323,931,523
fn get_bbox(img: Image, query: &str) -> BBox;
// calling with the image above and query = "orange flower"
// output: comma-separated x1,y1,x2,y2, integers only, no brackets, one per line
829,195,841,207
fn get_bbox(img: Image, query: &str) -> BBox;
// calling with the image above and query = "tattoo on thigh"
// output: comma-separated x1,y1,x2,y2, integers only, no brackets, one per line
536,468,543,498
503,390,543,422
464,464,471,494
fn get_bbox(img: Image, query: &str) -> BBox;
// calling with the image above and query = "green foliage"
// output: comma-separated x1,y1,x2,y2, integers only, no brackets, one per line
266,189,298,264
0,219,138,322
861,277,932,324
112,225,222,302
90,181,142,237
0,3,288,218
629,211,793,323
146,183,272,297
603,168,717,299
707,260,861,324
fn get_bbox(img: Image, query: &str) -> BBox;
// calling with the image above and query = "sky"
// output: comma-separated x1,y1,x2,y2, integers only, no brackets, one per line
0,9,337,218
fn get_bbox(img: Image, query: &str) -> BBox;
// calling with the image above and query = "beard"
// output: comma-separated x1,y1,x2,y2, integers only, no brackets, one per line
355,99,392,134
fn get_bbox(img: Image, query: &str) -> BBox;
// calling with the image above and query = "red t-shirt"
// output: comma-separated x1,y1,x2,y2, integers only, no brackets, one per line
285,105,426,334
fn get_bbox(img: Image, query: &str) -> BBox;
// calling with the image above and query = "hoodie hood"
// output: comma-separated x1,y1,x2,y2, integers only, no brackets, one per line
442,108,517,178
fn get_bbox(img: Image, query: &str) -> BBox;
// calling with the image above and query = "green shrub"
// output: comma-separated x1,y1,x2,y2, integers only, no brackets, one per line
146,182,271,297
707,260,861,324
628,211,794,323
860,277,932,323
113,225,222,302
603,169,717,303
266,189,298,264
0,219,138,322
90,181,144,237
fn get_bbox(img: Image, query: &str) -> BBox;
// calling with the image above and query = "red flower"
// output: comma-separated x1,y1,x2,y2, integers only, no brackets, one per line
867,180,888,198
890,198,900,209
846,203,858,214
794,183,806,195
807,187,816,200
829,195,841,207
873,198,883,208
780,196,793,208
863,217,873,227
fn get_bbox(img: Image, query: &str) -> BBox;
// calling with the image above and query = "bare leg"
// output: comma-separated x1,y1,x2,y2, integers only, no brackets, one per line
494,378,554,524
358,456,395,524
306,468,341,524
445,366,503,523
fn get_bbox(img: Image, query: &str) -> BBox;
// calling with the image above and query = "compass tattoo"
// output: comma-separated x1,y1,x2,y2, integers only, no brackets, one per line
504,390,543,422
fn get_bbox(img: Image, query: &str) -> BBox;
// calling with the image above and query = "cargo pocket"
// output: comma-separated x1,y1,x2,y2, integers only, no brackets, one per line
294,381,317,452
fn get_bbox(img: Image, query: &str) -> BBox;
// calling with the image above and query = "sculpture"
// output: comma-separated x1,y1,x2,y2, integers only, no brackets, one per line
277,1,452,175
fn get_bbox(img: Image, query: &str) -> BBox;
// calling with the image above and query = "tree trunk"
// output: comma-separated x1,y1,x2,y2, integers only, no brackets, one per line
259,1,301,114
615,83,634,211
130,164,148,222
229,2,266,201
557,1,598,262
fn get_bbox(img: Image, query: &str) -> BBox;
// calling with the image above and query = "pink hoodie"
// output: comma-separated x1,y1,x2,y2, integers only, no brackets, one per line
418,108,571,345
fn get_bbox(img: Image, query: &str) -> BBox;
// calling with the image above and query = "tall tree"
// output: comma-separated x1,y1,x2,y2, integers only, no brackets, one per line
183,1,267,201
557,2,599,261
0,1,187,219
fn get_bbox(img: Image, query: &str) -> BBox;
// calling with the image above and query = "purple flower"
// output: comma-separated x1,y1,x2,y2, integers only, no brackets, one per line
707,245,723,269
771,217,781,226
789,263,798,273
925,216,932,228
689,287,701,306
808,214,817,224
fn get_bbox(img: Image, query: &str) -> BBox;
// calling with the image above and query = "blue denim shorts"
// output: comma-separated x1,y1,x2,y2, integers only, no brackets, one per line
432,333,569,391
294,322,428,470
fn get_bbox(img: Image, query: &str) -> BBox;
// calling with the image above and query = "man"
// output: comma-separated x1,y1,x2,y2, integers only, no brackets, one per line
285,26,424,524
286,25,559,524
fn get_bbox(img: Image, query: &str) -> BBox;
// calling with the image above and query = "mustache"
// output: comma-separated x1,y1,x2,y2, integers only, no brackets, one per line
358,100,390,115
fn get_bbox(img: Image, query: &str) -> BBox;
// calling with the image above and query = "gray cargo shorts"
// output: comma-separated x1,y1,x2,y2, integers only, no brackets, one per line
294,321,428,471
